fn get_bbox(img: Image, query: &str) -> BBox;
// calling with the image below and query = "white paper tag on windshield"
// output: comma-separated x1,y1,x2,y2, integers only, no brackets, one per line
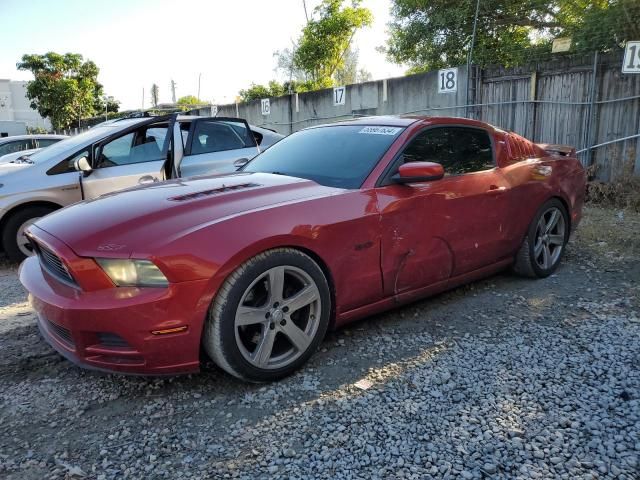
358,126,401,135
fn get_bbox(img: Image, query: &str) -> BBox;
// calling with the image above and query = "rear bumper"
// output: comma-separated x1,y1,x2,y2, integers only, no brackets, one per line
20,256,212,375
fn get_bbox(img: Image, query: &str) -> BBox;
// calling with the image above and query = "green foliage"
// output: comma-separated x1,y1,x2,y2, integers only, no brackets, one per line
292,0,372,86
386,0,640,72
26,126,49,134
16,52,114,129
239,80,292,102
176,95,204,105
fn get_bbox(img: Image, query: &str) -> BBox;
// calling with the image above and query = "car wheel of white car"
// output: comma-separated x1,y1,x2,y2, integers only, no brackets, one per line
203,248,331,382
2,206,57,262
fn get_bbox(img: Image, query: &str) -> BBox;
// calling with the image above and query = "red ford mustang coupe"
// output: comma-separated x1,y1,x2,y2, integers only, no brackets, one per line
19,116,585,381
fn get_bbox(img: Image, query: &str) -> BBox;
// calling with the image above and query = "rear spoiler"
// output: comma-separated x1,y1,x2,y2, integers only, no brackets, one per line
537,143,576,157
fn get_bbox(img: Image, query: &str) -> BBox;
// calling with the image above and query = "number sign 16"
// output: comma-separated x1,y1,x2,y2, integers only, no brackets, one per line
261,98,270,116
438,68,458,93
622,41,640,73
333,86,346,106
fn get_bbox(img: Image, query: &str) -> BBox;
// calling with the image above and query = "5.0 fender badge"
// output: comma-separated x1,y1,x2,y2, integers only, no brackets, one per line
97,243,126,252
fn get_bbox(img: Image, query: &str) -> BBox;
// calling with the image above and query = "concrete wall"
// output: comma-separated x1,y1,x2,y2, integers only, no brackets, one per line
194,67,470,136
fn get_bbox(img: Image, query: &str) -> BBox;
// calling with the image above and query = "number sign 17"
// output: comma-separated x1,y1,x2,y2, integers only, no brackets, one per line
438,68,457,93
333,86,346,106
622,41,640,73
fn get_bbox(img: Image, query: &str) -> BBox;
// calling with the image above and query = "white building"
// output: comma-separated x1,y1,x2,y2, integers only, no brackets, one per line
0,79,51,136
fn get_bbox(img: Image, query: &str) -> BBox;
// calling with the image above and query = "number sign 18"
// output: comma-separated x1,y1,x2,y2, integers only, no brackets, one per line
438,68,458,93
333,86,346,106
622,41,640,73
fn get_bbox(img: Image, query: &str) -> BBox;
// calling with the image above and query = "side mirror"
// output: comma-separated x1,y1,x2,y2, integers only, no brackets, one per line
73,156,92,175
393,161,444,184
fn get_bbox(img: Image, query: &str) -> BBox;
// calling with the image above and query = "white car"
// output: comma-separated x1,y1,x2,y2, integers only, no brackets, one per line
0,115,283,260
0,134,67,158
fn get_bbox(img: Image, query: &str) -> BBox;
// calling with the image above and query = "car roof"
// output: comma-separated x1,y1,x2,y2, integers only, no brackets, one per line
0,134,67,143
305,115,496,131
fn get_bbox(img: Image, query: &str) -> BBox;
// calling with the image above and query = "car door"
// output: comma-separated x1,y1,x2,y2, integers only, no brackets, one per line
81,121,169,199
375,126,511,297
179,118,259,177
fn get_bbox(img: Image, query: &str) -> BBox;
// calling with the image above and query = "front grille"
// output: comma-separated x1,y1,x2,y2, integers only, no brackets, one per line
96,332,130,348
46,318,74,347
34,242,76,286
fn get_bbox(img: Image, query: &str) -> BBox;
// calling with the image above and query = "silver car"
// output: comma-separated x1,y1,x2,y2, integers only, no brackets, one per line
0,115,282,260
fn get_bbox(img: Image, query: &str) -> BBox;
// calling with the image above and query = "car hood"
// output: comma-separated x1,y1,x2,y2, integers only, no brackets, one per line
34,172,341,257
0,160,35,177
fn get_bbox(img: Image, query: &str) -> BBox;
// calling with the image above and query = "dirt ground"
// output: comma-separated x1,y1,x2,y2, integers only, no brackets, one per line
0,205,638,479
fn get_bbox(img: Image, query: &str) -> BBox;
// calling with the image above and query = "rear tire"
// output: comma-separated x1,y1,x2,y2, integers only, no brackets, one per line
2,206,56,262
514,198,569,278
203,248,331,382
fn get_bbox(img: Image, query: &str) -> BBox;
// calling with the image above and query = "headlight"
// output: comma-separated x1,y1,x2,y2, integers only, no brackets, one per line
96,259,168,287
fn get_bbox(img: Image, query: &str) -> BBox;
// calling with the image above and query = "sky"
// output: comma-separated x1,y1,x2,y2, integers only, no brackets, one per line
0,0,405,110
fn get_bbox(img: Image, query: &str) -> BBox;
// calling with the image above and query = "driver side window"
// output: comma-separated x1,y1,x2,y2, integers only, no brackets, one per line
95,126,167,168
403,127,494,175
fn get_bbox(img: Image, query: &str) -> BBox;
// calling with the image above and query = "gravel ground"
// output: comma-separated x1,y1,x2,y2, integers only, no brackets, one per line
0,205,638,480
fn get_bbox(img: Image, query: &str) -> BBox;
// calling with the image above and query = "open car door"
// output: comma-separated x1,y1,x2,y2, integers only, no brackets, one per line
174,117,260,178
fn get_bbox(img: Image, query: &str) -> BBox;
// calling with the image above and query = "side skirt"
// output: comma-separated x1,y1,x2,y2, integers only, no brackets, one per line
335,258,513,328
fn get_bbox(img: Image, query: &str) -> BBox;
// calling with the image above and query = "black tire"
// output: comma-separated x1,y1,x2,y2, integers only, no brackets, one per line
203,248,331,382
513,198,569,278
2,206,56,262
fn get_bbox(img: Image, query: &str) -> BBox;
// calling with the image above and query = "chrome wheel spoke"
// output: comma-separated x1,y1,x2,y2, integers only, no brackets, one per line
268,267,285,304
252,327,276,367
280,321,312,352
545,210,559,233
236,305,269,326
534,238,544,257
549,234,564,246
284,284,319,313
542,245,551,269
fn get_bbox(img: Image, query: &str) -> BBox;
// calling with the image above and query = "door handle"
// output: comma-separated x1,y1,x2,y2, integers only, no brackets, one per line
233,158,250,169
487,185,506,193
138,175,159,184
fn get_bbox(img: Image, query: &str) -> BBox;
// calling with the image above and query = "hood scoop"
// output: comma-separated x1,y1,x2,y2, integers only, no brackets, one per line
168,182,261,202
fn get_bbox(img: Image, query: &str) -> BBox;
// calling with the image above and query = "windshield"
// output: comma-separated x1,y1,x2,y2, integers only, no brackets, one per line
243,125,404,189
28,126,120,163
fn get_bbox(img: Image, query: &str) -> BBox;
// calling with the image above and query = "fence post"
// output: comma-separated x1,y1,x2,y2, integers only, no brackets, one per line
584,51,599,168
529,71,537,141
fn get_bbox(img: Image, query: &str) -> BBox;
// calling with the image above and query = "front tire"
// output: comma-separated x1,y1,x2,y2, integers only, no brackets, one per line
203,248,331,382
2,206,56,262
514,198,569,278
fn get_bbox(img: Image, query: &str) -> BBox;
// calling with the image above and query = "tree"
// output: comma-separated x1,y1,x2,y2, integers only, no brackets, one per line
334,47,372,84
292,0,372,87
386,0,640,72
176,95,204,105
17,52,111,129
150,83,160,108
238,81,287,102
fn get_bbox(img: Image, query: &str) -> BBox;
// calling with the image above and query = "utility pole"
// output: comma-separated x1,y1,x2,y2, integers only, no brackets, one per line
170,80,177,103
141,87,145,110
465,0,481,118
197,73,201,101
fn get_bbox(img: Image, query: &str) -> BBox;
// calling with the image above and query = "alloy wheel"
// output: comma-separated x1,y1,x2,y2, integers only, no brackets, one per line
533,207,565,270
234,265,322,370
16,218,40,258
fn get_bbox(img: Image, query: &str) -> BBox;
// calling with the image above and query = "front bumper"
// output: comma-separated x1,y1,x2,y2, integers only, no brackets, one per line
20,256,212,375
